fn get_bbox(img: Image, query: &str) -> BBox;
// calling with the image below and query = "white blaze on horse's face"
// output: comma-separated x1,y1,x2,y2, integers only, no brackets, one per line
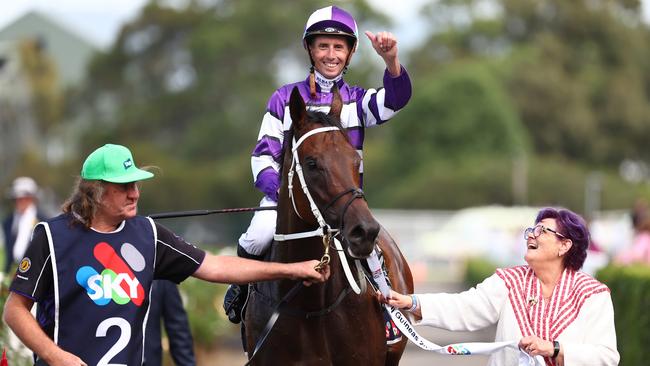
288,86,379,258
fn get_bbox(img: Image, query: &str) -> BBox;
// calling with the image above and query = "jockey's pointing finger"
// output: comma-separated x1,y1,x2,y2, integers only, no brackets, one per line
364,31,377,45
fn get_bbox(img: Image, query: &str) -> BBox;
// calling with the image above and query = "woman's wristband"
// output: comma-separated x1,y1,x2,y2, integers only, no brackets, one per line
408,294,418,312
552,340,560,358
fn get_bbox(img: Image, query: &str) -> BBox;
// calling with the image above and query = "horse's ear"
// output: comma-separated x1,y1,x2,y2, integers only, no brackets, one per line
289,87,306,126
328,83,342,120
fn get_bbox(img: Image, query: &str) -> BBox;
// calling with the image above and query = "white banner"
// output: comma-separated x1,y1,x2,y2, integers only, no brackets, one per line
386,305,545,366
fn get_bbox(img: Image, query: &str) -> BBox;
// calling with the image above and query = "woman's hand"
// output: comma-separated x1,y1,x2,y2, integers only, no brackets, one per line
377,290,412,309
518,335,554,357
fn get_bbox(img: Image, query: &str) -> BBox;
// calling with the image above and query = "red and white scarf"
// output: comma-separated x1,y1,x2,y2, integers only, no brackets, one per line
496,266,609,365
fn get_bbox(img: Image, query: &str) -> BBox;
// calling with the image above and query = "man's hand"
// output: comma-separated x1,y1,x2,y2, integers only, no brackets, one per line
292,260,330,286
365,31,401,76
45,349,87,366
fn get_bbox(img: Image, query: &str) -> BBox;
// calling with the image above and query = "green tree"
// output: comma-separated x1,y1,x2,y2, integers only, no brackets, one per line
364,61,529,208
368,0,650,209
413,0,650,165
390,61,526,164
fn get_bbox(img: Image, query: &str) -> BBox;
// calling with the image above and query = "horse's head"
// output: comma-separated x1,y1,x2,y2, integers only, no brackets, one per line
285,86,380,258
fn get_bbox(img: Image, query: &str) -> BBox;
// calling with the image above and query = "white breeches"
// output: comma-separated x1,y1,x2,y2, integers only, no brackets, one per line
238,196,277,256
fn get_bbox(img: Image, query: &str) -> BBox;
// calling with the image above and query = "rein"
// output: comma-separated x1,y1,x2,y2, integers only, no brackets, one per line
244,282,304,366
148,206,276,219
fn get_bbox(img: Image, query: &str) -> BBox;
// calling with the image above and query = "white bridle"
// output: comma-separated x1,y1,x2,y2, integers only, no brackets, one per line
272,126,364,294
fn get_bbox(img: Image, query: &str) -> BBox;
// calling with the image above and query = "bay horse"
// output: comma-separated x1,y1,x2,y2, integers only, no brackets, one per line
244,86,414,365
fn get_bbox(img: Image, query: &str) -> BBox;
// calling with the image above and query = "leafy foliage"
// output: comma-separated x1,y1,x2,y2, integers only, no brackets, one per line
388,61,527,164
597,264,650,366
463,256,498,289
179,277,232,347
413,0,650,166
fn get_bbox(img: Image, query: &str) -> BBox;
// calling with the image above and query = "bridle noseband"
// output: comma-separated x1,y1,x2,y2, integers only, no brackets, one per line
321,187,365,234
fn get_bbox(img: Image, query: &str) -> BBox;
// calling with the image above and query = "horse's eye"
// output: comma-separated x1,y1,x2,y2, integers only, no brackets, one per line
305,157,318,170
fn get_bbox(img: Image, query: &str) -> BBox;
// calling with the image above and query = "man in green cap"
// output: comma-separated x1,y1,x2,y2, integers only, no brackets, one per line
3,143,329,366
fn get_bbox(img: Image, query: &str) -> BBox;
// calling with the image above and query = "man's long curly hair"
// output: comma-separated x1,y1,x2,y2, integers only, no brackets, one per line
62,178,105,229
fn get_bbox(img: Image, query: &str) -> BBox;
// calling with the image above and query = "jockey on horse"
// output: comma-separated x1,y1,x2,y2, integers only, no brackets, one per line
224,5,412,344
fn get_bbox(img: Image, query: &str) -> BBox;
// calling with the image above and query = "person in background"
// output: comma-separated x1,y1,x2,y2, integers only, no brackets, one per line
2,177,47,274
615,215,650,265
630,198,648,231
144,280,195,366
382,207,619,366
3,143,329,366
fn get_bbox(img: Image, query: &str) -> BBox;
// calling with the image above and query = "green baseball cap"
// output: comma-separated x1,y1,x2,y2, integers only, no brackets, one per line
81,144,154,183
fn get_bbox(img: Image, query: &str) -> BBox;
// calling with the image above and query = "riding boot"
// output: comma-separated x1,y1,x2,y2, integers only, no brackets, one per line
223,245,264,324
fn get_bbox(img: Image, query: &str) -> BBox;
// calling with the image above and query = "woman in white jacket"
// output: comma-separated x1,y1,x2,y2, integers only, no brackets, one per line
383,207,619,366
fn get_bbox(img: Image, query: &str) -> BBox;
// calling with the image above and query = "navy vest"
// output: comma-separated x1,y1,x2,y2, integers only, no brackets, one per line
39,213,156,366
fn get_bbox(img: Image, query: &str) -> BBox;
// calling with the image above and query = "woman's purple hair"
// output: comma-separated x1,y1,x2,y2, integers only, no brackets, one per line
535,207,589,271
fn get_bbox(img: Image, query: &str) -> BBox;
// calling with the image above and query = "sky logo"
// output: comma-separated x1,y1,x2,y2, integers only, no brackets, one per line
76,242,146,306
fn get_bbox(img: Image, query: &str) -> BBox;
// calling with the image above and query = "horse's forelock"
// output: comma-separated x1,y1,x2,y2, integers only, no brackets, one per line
304,110,344,130
301,111,350,146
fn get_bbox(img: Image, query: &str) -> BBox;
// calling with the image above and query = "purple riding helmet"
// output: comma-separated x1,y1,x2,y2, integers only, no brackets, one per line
302,5,359,52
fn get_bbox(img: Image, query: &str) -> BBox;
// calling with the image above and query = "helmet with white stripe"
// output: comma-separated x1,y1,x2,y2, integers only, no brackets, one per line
302,6,358,51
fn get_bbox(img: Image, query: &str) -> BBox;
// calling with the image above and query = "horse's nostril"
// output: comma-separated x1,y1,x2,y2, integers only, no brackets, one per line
347,222,380,251
367,223,380,242
348,225,364,241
